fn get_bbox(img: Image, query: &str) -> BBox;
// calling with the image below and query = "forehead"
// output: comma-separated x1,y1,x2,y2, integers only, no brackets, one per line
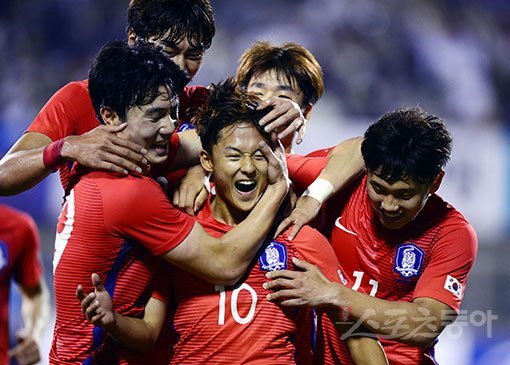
154,32,203,50
368,170,417,190
136,86,178,111
215,123,265,149
248,70,300,92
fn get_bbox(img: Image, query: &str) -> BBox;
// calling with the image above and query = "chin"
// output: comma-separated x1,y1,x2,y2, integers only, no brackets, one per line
147,153,168,165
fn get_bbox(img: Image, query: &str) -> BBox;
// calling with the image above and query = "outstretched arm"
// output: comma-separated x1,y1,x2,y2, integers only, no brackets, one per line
0,126,147,195
9,280,50,365
76,274,166,352
277,137,364,238
265,258,454,348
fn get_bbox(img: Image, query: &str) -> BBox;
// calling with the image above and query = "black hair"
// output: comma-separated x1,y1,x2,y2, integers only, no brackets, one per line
89,40,189,123
361,107,452,184
193,78,271,153
127,0,215,50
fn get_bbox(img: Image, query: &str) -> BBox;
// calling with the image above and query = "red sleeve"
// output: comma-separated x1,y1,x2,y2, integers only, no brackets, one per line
100,175,196,256
25,80,98,141
287,154,328,193
178,85,208,126
413,222,478,313
291,226,343,284
305,147,334,157
12,212,43,288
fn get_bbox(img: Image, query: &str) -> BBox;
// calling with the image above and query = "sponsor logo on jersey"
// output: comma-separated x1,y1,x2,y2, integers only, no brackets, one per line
394,243,424,278
334,217,357,236
0,241,8,271
259,241,287,271
444,275,463,299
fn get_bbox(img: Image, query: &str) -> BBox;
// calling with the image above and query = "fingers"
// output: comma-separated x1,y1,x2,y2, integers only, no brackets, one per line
80,292,96,316
194,187,209,213
265,289,302,306
91,273,104,291
265,269,299,280
291,257,315,271
288,220,304,241
103,123,128,133
76,285,86,302
296,122,307,145
275,217,293,238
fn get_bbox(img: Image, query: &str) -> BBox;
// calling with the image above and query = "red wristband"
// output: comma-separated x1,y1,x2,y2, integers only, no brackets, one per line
42,139,65,171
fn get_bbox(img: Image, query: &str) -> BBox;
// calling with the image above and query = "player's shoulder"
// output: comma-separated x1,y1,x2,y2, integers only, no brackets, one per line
83,171,161,194
0,204,35,229
54,79,90,98
282,225,331,251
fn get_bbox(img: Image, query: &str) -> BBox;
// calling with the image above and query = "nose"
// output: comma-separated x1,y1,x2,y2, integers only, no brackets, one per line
380,195,399,212
171,54,188,74
240,155,256,175
159,114,176,136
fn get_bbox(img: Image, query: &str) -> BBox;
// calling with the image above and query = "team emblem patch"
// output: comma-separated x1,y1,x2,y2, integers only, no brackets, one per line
259,241,287,271
0,242,8,271
444,275,463,299
394,243,424,278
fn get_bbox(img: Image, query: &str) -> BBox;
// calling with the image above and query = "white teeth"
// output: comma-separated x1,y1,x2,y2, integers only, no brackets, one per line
238,181,254,185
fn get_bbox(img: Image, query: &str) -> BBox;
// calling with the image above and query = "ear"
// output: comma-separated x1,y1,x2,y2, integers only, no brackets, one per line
430,170,445,194
302,103,314,119
199,150,214,173
127,29,137,45
99,106,122,126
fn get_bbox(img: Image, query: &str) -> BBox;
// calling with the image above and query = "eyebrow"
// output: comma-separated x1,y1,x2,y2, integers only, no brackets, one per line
224,146,262,154
158,39,205,52
250,82,294,92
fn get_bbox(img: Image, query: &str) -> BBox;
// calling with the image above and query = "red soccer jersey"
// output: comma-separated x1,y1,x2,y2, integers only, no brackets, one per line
25,80,206,190
50,170,195,364
287,153,478,364
152,199,344,364
0,205,42,365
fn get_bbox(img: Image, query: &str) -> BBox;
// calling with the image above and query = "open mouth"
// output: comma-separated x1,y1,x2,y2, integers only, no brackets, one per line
234,180,257,194
151,141,168,155
380,211,404,221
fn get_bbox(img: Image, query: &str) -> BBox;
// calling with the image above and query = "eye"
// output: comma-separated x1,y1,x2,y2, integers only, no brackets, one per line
278,95,292,100
397,194,413,200
185,52,204,61
253,152,266,161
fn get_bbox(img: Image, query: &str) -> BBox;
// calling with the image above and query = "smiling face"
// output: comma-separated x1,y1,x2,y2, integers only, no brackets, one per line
201,122,269,224
247,70,305,107
366,169,441,230
119,85,179,165
147,35,204,80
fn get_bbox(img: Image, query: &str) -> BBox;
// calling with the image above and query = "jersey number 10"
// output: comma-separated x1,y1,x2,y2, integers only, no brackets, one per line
215,284,258,325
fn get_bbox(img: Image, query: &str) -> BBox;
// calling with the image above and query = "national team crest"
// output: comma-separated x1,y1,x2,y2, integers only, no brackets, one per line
259,241,287,271
0,241,8,272
393,243,424,279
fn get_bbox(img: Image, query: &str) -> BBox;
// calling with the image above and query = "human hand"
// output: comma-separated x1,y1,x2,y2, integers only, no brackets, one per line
8,334,40,365
264,257,340,307
257,97,307,145
76,273,115,328
275,195,321,240
259,132,289,194
62,124,148,174
172,165,210,216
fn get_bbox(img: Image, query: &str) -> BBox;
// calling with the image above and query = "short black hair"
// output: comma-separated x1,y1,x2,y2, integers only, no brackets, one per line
89,40,189,123
193,78,271,153
127,0,215,50
361,107,452,184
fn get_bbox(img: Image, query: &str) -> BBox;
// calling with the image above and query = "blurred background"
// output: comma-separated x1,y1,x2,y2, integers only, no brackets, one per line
1,0,509,363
